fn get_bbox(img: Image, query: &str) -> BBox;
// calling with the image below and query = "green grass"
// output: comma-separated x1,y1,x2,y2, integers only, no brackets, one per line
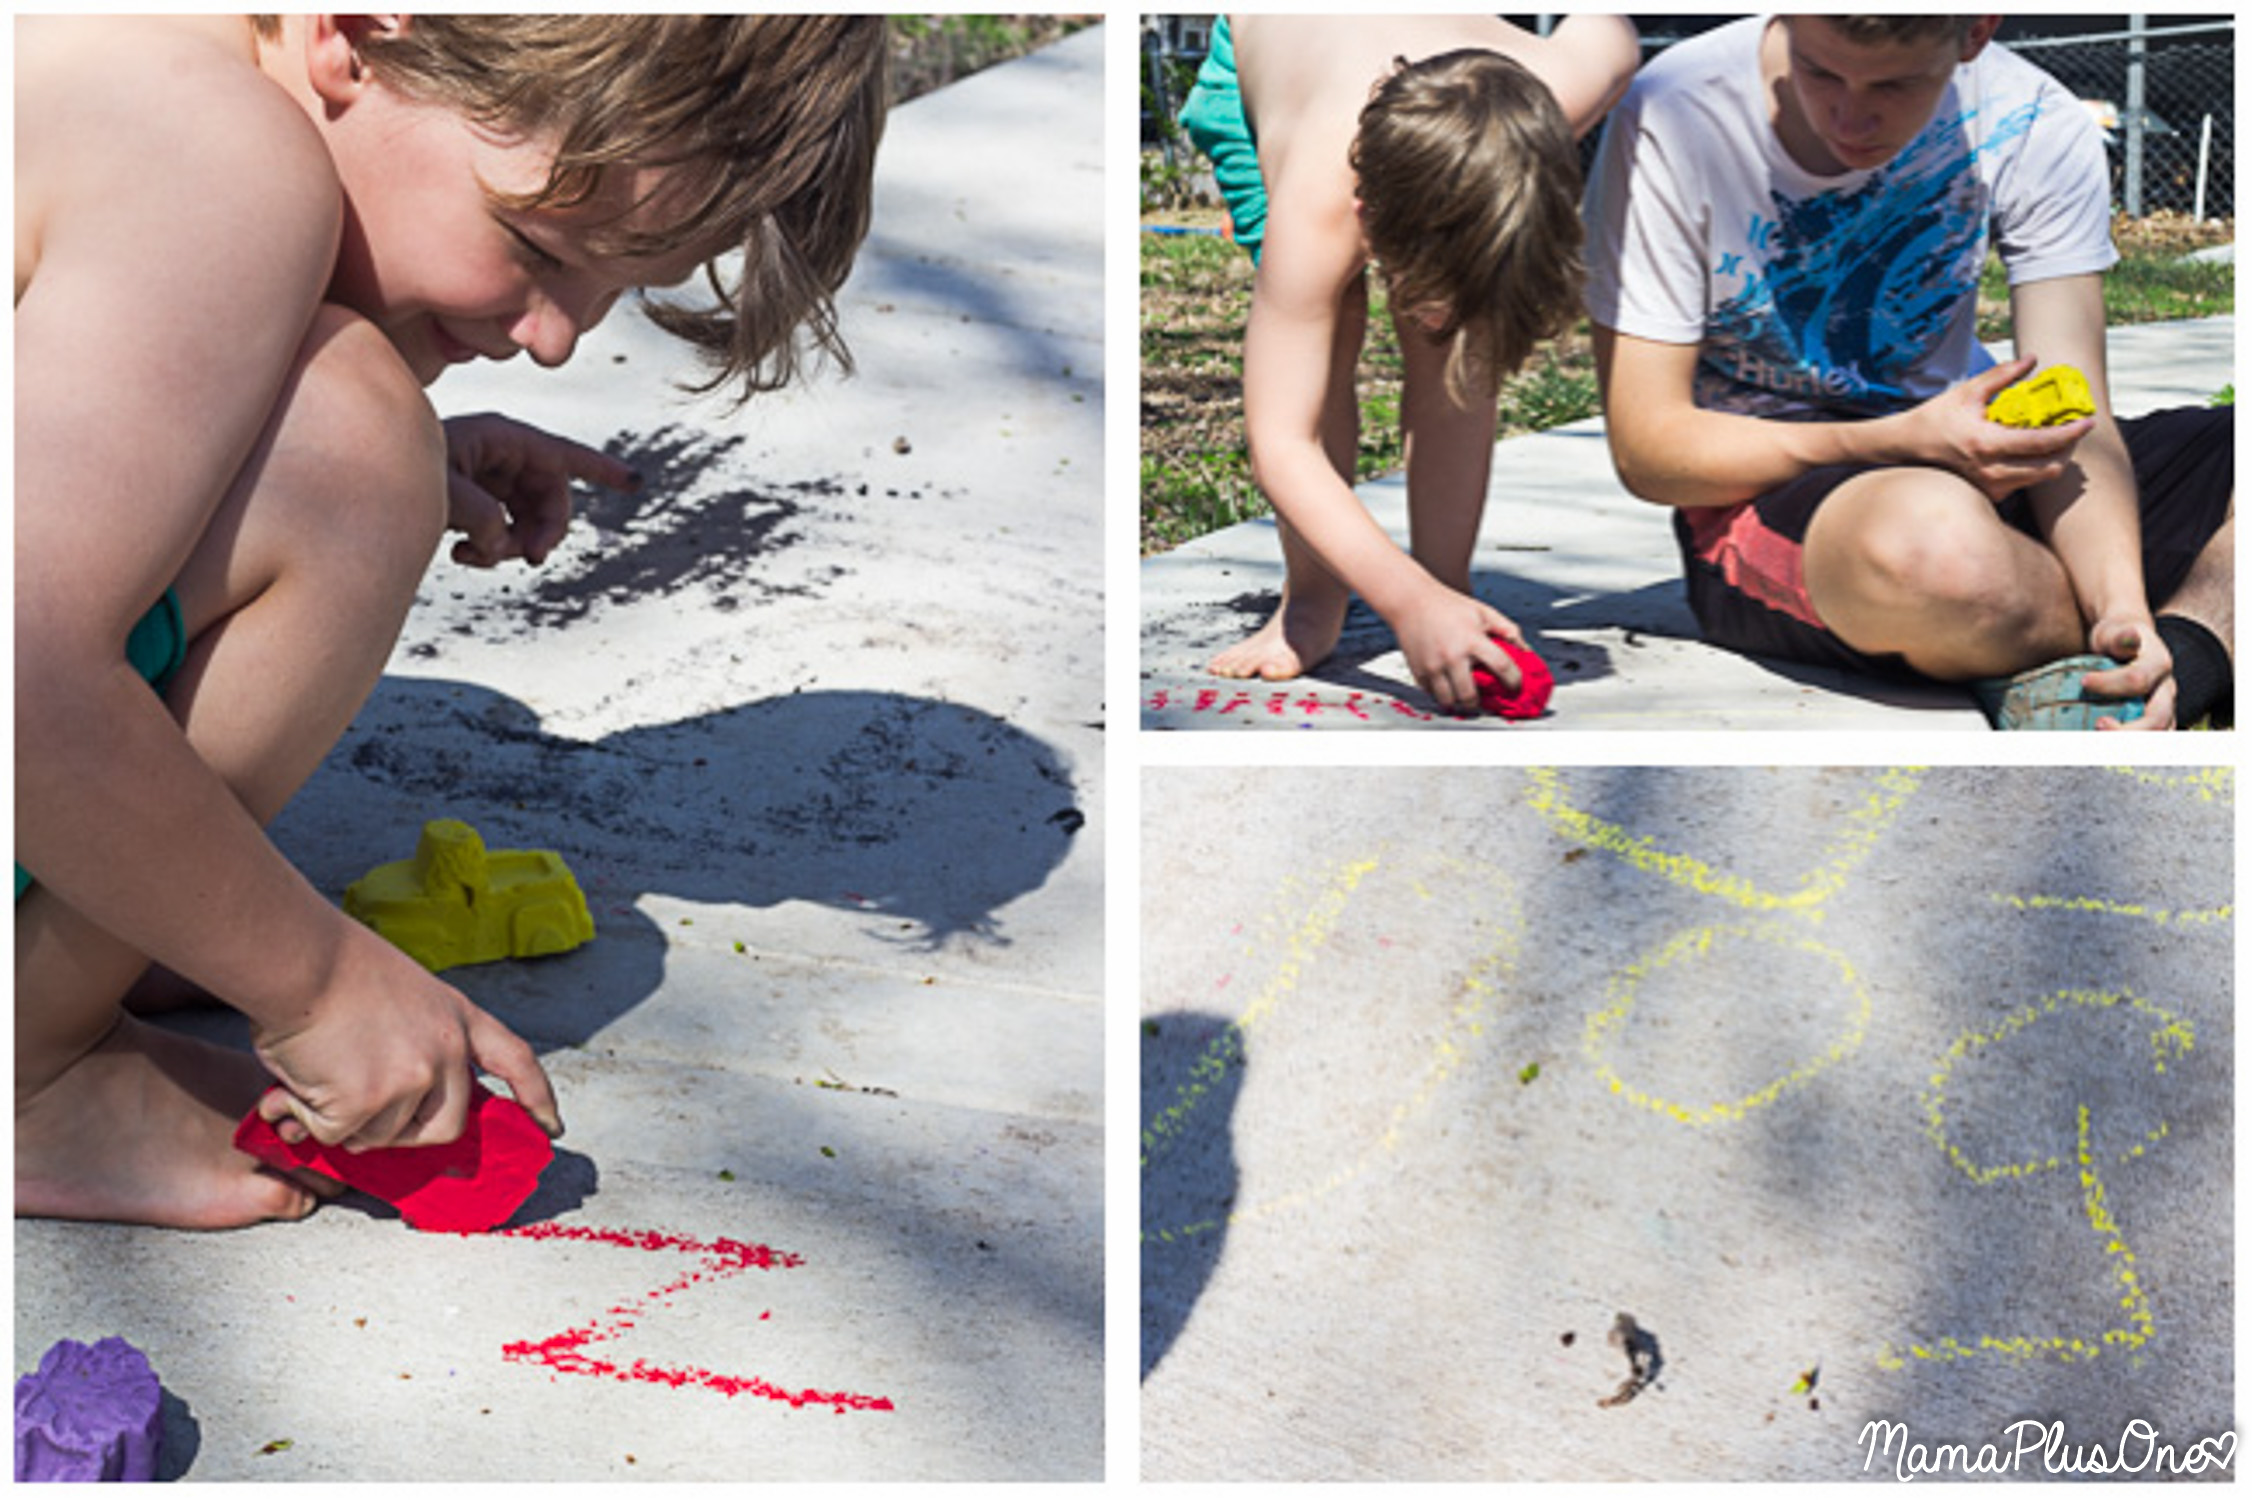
1139,228,1601,554
1139,450,1259,545
1977,247,2236,340
888,15,1095,103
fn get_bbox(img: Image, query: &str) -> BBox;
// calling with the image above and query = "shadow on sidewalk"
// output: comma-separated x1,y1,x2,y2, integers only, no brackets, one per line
1142,1009,1245,1381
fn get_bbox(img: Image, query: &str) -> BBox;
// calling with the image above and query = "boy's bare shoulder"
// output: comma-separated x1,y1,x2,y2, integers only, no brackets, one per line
18,16,340,292
1232,15,1637,150
1235,17,1546,189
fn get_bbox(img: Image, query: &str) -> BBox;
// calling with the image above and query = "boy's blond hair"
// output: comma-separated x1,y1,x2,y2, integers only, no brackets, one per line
269,15,888,400
1352,48,1582,405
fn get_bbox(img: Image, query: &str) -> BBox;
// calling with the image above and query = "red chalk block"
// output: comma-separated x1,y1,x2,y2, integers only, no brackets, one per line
1470,636,1554,720
234,1083,553,1233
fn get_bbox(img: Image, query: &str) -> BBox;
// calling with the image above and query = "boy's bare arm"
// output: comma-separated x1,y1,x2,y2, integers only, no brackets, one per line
1396,312,1500,547
1593,326,2089,508
1241,188,1514,706
1240,187,1422,610
1390,311,1524,708
1524,15,1642,137
17,31,343,610
2009,274,2173,720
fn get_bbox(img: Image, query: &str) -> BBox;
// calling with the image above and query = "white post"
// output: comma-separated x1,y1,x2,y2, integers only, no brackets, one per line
2193,113,2213,222
2124,15,2148,216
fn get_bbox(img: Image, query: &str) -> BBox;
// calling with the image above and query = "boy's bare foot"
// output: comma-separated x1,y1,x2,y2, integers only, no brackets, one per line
17,1016,338,1229
1209,596,1347,681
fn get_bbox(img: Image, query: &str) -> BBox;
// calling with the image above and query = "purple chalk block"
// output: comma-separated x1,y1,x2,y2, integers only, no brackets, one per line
15,1338,163,1482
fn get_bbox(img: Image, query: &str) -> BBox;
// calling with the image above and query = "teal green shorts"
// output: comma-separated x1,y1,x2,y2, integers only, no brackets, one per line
16,590,187,902
1178,16,1268,264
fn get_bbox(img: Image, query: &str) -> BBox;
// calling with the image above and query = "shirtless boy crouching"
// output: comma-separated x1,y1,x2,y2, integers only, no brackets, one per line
1181,15,1638,712
17,15,886,1226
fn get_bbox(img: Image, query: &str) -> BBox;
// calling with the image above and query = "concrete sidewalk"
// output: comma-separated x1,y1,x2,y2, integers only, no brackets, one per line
1141,316,2234,730
1142,766,2234,1480
17,28,1103,1482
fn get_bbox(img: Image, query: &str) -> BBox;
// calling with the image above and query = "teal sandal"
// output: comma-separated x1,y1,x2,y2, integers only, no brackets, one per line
1970,654,2144,730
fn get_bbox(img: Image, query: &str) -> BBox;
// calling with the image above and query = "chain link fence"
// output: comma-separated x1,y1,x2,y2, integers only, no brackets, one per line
1143,16,2235,222
2007,20,2233,220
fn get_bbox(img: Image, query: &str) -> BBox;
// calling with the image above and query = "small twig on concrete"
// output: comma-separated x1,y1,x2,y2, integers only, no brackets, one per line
1597,1311,1662,1408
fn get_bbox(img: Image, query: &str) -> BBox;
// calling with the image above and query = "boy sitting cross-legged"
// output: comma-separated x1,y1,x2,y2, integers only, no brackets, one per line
1583,15,2232,728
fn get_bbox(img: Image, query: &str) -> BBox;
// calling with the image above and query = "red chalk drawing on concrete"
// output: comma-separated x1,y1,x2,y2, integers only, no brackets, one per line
1145,688,1437,723
494,1223,895,1412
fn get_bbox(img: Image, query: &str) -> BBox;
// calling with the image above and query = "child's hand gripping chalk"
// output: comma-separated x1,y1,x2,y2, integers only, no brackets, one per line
1470,635,1554,720
234,1082,554,1233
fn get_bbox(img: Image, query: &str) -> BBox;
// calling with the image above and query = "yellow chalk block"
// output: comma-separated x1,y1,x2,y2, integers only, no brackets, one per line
1987,364,2096,428
344,819,595,972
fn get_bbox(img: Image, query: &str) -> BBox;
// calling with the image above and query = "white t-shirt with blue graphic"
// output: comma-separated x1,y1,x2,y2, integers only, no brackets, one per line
1584,17,2117,420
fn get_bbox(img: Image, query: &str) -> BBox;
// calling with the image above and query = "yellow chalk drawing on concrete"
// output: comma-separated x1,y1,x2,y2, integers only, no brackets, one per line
1902,787,2220,1370
1990,772,2230,926
1146,767,2227,1381
1921,988,2189,1184
1877,1108,2153,1368
1882,990,2194,1368
1538,765,2223,1373
1141,852,1376,1175
1888,990,2186,1366
1540,768,1918,1125
1523,766,1924,921
1876,764,2227,1372
1142,849,1523,1246
1584,921,1875,1127
1987,893,2231,928
2104,766,2233,805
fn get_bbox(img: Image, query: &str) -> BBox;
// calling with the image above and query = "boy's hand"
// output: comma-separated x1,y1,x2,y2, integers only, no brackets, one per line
2082,615,2176,731
1895,359,2092,502
1392,582,1521,715
443,413,639,568
251,934,563,1152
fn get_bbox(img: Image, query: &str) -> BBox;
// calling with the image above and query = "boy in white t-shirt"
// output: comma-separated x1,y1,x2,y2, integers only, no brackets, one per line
1585,14,2232,729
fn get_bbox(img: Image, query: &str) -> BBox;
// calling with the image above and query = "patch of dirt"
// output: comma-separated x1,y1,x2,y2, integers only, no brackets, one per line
403,425,897,653
518,426,842,628
2113,209,2234,258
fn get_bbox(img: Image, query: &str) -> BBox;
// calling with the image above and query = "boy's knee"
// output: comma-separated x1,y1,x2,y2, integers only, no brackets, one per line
1838,475,2028,610
286,307,447,563
1811,471,2074,662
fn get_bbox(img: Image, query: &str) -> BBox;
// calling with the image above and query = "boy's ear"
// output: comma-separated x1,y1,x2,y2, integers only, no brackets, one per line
1959,16,2003,63
304,16,410,106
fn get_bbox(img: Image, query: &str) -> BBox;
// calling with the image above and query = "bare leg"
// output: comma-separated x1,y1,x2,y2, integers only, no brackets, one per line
1801,468,2085,679
1209,273,1368,681
18,308,444,1228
